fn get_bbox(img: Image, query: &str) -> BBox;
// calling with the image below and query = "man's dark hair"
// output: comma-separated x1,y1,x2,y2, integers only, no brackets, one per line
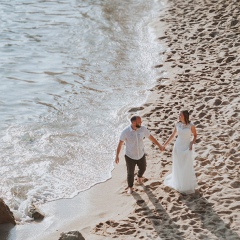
130,116,139,122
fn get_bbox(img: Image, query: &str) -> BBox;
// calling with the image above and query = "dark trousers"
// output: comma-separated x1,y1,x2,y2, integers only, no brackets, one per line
125,154,146,188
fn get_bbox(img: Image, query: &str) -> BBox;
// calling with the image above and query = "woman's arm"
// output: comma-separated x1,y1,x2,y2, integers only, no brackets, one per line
189,125,197,150
148,135,164,151
163,127,177,148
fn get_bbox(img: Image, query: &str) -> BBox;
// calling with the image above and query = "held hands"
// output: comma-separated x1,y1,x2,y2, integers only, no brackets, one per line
159,144,165,152
162,143,168,151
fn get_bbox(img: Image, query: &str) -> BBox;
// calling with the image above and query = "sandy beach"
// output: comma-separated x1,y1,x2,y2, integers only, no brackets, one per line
6,0,239,239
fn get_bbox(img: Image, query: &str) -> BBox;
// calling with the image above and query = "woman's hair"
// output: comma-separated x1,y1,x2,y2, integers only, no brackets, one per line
181,110,190,124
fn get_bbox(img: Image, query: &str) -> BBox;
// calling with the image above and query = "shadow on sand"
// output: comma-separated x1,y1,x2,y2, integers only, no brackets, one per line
132,185,185,240
181,192,240,240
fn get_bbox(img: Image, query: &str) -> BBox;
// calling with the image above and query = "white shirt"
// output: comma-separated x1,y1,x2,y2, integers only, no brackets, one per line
120,125,150,160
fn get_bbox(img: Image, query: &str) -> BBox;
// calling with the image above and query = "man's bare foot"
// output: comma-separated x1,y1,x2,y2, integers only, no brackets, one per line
137,177,143,185
127,187,133,194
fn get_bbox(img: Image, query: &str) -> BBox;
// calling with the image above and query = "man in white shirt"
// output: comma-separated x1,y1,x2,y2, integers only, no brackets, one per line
115,115,164,194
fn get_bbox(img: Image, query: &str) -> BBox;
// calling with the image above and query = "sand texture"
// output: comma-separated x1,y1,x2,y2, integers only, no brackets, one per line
90,0,240,239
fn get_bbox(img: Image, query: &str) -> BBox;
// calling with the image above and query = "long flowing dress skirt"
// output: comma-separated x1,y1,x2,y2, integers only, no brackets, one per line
164,124,198,194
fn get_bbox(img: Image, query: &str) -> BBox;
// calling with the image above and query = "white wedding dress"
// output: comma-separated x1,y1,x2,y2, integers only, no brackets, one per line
164,122,198,194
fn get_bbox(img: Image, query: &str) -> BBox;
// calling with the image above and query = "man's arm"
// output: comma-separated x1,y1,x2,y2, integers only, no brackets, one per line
115,140,124,164
148,135,164,151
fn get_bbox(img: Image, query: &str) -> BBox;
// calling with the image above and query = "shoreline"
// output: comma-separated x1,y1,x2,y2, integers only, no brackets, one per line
2,0,240,239
3,150,135,240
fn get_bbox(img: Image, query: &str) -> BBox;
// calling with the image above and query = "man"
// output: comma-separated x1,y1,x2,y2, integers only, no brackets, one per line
115,115,164,194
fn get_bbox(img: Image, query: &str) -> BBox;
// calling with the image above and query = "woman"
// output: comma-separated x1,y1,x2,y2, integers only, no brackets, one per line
163,110,198,194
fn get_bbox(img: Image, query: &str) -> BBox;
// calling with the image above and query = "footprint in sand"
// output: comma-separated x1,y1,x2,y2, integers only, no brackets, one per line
116,228,136,235
182,224,189,230
136,200,145,206
149,181,161,190
230,205,240,211
230,181,240,188
134,207,149,214
128,216,137,222
217,210,232,215
213,176,224,181
169,205,182,213
105,220,119,228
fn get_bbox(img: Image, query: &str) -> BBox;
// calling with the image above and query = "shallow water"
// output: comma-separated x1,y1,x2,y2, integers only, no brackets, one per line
0,0,165,221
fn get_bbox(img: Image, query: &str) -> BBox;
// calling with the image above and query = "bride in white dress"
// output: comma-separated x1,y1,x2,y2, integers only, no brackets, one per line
163,110,198,194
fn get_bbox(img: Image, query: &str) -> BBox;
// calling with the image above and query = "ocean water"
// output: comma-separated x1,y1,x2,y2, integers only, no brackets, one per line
0,0,165,221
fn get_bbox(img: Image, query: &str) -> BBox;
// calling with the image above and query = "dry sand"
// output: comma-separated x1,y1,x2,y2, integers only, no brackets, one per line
13,0,240,239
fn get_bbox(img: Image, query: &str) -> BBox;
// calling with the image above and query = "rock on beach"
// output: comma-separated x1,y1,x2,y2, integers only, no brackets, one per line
0,198,16,225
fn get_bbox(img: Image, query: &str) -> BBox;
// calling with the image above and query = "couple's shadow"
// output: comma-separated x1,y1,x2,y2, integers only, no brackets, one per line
181,192,240,240
132,186,184,240
132,185,240,240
